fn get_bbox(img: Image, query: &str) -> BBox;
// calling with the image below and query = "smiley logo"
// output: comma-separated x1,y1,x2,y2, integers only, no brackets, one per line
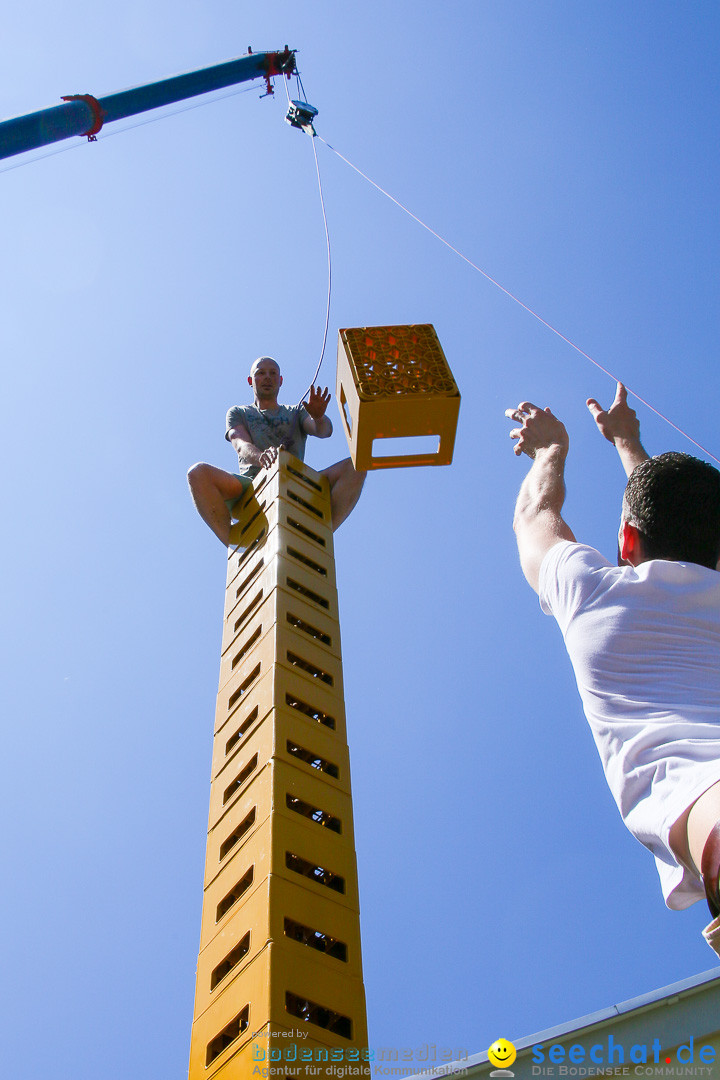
488,1038,517,1070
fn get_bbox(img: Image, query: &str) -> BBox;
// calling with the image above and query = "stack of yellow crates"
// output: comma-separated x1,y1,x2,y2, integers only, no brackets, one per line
188,451,370,1079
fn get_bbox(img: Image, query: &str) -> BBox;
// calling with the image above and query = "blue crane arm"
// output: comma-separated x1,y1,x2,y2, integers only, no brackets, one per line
0,47,296,162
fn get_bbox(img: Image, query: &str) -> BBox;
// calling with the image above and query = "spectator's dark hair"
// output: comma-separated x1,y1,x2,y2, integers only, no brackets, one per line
623,452,720,569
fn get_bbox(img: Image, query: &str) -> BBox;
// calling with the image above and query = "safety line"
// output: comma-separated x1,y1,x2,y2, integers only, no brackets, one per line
282,76,333,405
316,135,720,467
300,133,332,400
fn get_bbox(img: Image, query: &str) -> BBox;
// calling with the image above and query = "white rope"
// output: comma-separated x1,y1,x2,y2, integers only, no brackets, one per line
316,135,720,467
298,132,332,403
284,76,333,405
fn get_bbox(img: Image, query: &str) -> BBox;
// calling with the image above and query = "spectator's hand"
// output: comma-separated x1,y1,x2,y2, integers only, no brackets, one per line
506,402,569,459
305,385,331,421
586,383,640,445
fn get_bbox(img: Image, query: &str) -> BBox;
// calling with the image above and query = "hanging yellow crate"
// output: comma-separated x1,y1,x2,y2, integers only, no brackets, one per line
336,324,461,470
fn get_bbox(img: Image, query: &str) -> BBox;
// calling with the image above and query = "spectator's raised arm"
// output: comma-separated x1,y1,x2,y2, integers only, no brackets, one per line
586,382,649,477
507,402,576,593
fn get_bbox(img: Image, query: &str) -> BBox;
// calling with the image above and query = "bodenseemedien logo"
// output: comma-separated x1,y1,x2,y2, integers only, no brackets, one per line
488,1038,517,1076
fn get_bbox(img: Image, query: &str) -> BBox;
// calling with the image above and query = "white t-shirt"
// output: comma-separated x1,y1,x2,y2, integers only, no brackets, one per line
539,541,720,909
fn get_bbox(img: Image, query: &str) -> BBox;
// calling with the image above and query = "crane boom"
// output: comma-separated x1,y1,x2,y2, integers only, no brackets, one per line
0,47,296,162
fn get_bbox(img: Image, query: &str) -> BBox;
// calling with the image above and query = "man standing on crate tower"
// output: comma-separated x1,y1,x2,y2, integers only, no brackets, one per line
188,356,366,545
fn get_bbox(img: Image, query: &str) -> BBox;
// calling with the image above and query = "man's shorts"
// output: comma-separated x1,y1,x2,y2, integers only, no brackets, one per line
224,473,254,517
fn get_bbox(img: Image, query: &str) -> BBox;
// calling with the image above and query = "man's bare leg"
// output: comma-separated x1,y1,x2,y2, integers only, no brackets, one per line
670,783,720,876
678,781,720,956
187,462,247,546
320,458,367,531
684,781,720,876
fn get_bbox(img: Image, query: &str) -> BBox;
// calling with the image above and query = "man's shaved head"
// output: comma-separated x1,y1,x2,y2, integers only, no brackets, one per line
248,356,283,405
250,356,281,376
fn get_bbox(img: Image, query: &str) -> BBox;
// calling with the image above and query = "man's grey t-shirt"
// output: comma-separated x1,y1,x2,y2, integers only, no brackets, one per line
225,404,309,480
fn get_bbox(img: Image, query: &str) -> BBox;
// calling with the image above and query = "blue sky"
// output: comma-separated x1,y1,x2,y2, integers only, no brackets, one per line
1,3,719,1076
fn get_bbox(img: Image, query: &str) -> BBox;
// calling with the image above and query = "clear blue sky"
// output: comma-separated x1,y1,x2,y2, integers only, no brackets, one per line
1,3,719,1076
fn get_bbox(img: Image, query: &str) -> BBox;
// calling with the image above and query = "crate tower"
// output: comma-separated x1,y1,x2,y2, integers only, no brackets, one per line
188,451,370,1079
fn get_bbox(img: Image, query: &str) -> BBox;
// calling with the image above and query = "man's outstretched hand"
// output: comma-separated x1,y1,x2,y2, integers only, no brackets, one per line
586,382,640,444
305,385,331,421
506,400,574,593
505,402,569,459
586,381,648,477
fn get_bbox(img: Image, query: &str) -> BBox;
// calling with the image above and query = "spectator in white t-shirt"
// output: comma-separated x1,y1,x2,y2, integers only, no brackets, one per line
506,384,720,955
